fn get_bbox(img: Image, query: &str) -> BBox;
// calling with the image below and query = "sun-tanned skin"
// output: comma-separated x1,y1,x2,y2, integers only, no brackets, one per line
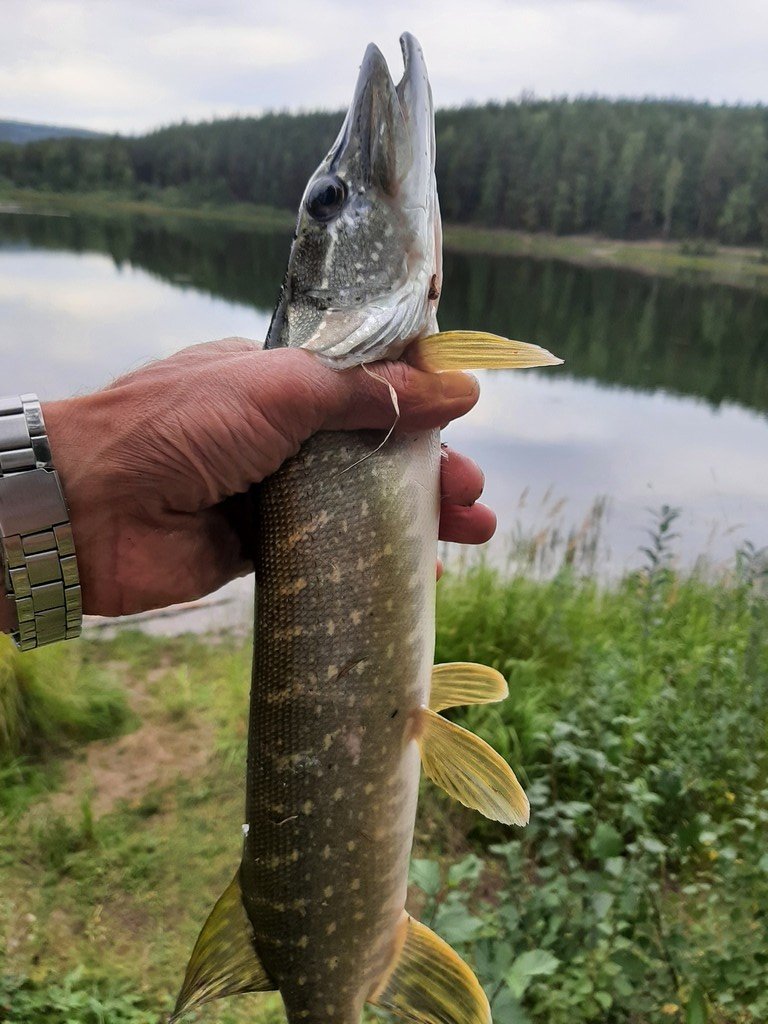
0,342,493,636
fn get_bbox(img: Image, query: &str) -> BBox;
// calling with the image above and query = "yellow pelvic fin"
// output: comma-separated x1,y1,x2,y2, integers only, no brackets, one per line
369,913,491,1024
430,662,508,712
407,330,563,372
418,708,530,826
172,870,275,1021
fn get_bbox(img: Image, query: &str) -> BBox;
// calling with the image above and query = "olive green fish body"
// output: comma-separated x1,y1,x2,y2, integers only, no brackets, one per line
174,33,544,1024
242,428,440,1022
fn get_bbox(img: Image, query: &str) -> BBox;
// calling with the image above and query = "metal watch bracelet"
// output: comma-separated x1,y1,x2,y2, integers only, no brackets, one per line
0,394,82,650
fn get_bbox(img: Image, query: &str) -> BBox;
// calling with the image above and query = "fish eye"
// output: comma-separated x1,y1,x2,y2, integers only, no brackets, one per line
305,175,347,223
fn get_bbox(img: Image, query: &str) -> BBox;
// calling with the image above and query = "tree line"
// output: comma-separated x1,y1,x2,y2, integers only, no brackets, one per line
2,98,768,245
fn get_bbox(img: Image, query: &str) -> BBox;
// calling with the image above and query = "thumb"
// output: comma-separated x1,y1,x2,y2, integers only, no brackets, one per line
248,348,479,446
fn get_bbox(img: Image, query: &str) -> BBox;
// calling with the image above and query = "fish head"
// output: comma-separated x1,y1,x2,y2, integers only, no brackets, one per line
266,32,442,368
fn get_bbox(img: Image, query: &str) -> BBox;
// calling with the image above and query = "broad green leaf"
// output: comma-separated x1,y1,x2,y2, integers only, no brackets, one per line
590,822,623,860
686,986,708,1024
409,858,441,896
505,949,560,999
448,854,484,886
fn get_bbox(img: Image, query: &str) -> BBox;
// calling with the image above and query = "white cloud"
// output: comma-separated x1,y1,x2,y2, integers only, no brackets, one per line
1,0,768,132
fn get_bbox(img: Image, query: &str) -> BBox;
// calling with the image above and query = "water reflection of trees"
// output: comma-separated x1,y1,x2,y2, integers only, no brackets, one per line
3,212,767,415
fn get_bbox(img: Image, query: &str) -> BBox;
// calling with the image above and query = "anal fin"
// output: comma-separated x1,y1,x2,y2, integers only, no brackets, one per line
430,662,508,712
418,708,530,826
172,869,275,1020
369,913,490,1024
408,330,563,371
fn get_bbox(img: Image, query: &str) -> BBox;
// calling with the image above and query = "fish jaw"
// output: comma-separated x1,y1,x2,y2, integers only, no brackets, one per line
266,33,441,367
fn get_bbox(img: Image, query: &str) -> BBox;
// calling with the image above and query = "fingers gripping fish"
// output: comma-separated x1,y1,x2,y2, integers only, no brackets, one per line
174,33,561,1024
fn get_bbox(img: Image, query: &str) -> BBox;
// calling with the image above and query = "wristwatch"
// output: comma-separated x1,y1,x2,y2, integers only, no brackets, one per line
0,394,82,650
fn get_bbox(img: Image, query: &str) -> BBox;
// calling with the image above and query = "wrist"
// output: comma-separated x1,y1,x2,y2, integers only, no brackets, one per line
0,579,15,633
0,394,84,647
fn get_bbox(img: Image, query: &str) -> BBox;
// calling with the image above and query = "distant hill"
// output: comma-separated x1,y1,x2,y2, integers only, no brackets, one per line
0,120,104,145
2,99,768,245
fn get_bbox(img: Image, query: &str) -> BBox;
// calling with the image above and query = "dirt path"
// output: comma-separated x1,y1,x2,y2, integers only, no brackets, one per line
45,665,214,820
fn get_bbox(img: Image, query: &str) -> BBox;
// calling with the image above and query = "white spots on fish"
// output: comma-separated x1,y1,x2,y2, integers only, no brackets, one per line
297,935,309,949
322,844,331,860
327,563,342,584
332,787,344,801
278,577,308,597
301,800,314,815
323,885,334,898
347,840,357,852
326,620,336,636
350,609,363,626
298,976,307,987
326,665,339,681
344,729,363,765
326,1004,336,1016
323,733,334,751
364,782,375,795
326,922,337,936
350,878,361,891
326,956,339,971
241,823,250,837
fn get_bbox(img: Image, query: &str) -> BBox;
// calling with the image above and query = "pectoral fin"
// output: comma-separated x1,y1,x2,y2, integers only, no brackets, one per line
430,662,508,712
369,913,490,1024
172,870,275,1020
418,708,529,826
408,330,563,371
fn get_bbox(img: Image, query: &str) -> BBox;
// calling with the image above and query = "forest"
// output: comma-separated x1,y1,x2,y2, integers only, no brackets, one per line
2,97,768,245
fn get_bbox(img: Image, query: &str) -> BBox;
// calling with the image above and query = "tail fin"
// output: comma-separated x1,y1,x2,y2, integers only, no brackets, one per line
369,913,490,1024
172,870,275,1021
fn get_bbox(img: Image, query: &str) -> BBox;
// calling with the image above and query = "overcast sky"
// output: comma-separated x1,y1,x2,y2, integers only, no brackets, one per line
3,0,768,135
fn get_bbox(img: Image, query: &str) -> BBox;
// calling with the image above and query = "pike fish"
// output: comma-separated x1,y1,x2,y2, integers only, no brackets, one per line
174,33,560,1024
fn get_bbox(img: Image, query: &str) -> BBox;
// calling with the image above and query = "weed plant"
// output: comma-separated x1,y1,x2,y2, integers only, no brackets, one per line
1,510,767,1022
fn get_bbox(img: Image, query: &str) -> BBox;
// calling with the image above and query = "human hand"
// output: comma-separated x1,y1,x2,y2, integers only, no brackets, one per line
0,338,495,625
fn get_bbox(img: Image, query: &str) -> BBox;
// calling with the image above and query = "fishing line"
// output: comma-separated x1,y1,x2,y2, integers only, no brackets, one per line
340,364,400,474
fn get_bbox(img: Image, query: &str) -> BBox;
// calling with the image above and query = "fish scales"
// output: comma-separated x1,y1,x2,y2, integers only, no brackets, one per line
174,32,545,1024
242,428,440,1023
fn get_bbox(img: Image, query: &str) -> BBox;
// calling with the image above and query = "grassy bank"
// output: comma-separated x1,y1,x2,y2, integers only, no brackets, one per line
4,187,768,292
1,526,767,1023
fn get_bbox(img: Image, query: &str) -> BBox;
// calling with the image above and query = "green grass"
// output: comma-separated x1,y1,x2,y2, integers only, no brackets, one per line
6,186,768,292
0,635,130,756
1,515,767,1022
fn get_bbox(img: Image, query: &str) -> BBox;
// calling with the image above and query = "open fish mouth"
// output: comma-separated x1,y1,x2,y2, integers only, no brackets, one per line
330,32,435,203
265,33,442,368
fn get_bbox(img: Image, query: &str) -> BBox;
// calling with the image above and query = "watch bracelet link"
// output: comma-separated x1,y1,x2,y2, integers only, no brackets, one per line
0,394,82,650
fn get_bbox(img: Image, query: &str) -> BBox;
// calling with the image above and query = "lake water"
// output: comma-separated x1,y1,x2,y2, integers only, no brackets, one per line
1,207,767,629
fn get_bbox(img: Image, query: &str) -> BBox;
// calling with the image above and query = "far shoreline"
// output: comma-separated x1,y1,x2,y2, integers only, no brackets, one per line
3,187,768,293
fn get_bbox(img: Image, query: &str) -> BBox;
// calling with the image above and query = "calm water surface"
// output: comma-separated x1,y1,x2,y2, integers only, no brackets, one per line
1,208,767,629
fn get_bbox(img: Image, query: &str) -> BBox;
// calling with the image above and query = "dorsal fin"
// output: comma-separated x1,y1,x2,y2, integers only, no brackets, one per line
172,870,275,1020
369,913,490,1024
